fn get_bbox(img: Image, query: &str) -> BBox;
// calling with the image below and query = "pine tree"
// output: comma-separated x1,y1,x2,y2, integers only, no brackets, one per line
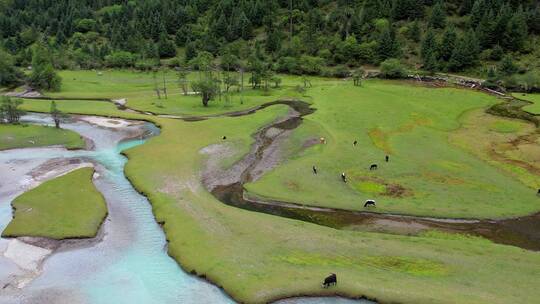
376,25,400,61
158,33,176,58
498,55,518,76
528,5,540,34
361,0,383,23
185,40,197,62
266,28,281,54
421,29,438,72
464,29,480,65
459,0,475,16
493,3,512,44
429,1,446,29
0,50,23,87
28,43,62,91
424,52,438,74
407,21,421,43
439,26,457,62
477,9,496,49
503,8,528,52
470,0,485,27
421,29,437,60
448,29,479,71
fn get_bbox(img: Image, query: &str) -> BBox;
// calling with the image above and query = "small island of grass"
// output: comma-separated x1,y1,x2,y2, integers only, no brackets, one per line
0,124,84,150
2,167,107,239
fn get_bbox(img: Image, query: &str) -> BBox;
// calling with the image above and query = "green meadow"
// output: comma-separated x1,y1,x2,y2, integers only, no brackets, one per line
4,73,540,303
2,167,107,239
0,123,84,150
246,81,540,218
45,70,334,116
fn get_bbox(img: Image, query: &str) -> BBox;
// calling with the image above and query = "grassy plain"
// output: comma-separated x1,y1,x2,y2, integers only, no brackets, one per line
0,124,84,150
246,81,540,218
9,73,540,303
44,70,332,116
2,167,107,239
123,106,540,304
513,93,540,114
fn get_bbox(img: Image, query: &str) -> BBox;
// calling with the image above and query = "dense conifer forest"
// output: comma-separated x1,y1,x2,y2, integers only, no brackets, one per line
1,0,539,90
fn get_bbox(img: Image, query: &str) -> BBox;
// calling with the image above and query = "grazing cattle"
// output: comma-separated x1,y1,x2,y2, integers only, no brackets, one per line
370,164,378,170
364,200,376,207
537,189,540,196
222,136,227,140
341,173,347,183
320,137,326,144
353,140,358,146
322,273,337,288
313,166,318,174
385,155,389,162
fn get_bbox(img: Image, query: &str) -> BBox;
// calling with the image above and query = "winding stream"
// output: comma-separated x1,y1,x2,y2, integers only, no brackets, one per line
0,113,370,304
2,92,537,303
205,100,540,251
2,83,538,303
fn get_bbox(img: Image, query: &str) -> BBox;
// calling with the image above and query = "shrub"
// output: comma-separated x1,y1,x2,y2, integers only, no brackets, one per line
105,51,136,67
277,56,300,74
380,58,407,79
299,55,324,75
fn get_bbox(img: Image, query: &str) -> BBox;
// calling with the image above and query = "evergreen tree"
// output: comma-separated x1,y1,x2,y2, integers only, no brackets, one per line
503,9,528,52
361,0,384,23
490,44,504,60
158,33,176,58
459,0,475,16
421,29,438,72
448,30,479,72
376,25,400,62
185,40,197,62
421,29,437,60
439,26,457,62
528,5,540,34
407,21,421,43
266,27,281,54
498,55,518,76
470,0,485,27
424,52,438,74
28,43,62,91
429,1,446,29
0,50,23,87
476,9,496,49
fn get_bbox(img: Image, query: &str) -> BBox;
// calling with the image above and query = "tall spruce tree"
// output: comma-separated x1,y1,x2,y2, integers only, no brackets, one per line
476,10,496,49
429,1,446,29
421,29,438,72
448,29,479,72
503,9,528,52
439,26,457,62
376,25,400,61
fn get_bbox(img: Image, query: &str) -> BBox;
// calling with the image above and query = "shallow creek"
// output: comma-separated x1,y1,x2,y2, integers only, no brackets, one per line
206,100,540,251
0,113,370,304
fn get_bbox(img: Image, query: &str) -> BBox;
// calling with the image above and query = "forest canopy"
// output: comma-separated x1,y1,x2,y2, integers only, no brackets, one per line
0,0,539,88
